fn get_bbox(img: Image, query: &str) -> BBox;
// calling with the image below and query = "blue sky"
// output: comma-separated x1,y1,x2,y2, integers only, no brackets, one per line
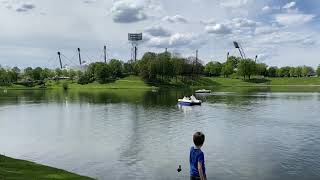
0,0,319,68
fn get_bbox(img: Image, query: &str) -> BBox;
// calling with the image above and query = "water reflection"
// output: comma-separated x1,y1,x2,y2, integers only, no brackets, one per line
0,88,320,180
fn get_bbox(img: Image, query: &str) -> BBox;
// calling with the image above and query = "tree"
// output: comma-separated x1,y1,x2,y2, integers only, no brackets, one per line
256,63,268,77
289,67,296,77
204,61,222,77
295,66,302,77
10,67,21,82
301,66,314,77
221,62,233,78
0,67,10,85
268,66,278,77
69,69,77,81
109,59,123,78
277,66,290,77
227,56,240,69
55,68,63,77
94,63,111,83
32,67,43,80
317,65,320,77
237,59,256,79
24,67,33,80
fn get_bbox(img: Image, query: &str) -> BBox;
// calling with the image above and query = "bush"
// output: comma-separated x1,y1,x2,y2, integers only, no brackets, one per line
62,82,69,90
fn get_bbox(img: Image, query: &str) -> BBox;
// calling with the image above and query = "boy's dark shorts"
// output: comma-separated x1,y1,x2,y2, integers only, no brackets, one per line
190,176,201,180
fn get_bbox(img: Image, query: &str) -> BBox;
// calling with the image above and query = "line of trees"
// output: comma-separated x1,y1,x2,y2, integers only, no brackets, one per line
1,51,320,86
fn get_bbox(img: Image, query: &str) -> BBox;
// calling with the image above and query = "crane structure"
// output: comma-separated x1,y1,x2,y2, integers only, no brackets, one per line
233,41,246,59
128,33,143,61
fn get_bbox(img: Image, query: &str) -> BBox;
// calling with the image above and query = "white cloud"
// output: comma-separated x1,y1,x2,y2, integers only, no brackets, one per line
200,19,216,25
162,15,188,23
283,2,296,9
16,2,35,12
145,32,202,49
205,24,232,34
110,0,148,23
275,13,315,26
256,31,316,46
220,0,251,8
230,18,256,28
145,26,171,37
1,1,36,12
262,6,271,12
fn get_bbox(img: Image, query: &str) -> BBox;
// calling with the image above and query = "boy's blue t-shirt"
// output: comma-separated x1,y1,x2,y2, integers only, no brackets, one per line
189,146,206,177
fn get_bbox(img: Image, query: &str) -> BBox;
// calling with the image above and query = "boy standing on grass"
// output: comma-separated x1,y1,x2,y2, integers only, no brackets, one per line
190,132,206,180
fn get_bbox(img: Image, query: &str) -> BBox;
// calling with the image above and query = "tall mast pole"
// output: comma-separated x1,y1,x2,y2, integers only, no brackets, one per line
57,52,62,69
134,46,137,62
104,45,107,63
78,48,82,65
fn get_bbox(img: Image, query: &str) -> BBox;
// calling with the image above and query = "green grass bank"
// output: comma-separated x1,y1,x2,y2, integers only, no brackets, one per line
1,76,320,90
0,155,94,180
190,77,320,87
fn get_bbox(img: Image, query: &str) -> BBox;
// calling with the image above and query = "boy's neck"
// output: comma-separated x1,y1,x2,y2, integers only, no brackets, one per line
194,146,202,149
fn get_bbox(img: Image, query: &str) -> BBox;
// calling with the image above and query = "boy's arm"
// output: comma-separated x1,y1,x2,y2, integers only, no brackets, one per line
198,161,206,180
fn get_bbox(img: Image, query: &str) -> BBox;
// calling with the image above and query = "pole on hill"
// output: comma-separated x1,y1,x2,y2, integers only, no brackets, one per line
255,55,258,63
104,45,107,63
165,48,167,53
134,46,137,61
227,52,230,61
57,52,62,69
78,48,82,65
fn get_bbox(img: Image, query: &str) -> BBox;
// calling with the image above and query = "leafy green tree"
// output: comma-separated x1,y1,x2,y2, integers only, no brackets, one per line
69,69,77,81
24,67,33,79
32,67,43,80
10,67,21,82
295,66,302,77
268,66,278,77
94,63,111,83
123,61,135,75
0,67,10,85
256,63,268,77
204,61,222,77
289,67,296,77
221,62,234,78
109,59,123,78
317,65,320,77
277,66,290,77
172,57,185,81
62,69,69,77
55,68,63,77
237,59,256,79
301,66,314,77
139,52,157,80
227,56,240,69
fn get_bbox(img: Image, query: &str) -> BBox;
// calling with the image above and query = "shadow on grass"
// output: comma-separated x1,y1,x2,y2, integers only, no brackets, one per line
244,78,271,84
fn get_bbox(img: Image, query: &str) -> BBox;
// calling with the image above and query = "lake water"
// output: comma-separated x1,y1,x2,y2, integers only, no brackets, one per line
1,88,320,180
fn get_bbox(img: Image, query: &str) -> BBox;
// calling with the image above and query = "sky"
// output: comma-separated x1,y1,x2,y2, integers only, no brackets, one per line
0,0,319,68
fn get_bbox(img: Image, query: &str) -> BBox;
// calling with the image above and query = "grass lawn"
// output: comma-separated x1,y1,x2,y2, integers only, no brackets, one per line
0,76,153,90
192,77,320,87
0,155,94,180
1,76,320,90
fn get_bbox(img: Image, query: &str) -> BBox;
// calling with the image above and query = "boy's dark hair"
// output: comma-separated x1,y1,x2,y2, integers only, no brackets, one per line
193,132,205,146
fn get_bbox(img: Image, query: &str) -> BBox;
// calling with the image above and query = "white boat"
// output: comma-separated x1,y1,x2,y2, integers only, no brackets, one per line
195,89,211,94
178,95,202,106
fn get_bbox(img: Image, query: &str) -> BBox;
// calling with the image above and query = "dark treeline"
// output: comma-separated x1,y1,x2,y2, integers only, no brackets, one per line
1,51,320,86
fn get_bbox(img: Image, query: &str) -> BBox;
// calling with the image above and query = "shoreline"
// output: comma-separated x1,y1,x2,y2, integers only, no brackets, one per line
0,155,94,179
1,76,320,90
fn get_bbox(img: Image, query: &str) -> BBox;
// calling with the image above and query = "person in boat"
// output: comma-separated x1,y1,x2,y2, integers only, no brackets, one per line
190,132,206,180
